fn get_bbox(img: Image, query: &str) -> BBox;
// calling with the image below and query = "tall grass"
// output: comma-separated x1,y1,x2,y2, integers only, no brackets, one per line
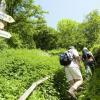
0,49,61,100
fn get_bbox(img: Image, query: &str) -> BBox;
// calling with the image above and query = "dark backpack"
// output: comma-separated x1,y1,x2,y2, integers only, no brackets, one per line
83,51,92,59
59,51,73,66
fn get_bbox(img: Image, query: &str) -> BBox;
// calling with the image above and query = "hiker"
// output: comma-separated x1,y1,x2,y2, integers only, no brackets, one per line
64,46,83,99
82,47,95,78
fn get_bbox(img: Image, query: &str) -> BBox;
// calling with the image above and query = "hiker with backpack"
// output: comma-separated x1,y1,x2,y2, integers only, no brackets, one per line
60,46,83,99
82,47,95,79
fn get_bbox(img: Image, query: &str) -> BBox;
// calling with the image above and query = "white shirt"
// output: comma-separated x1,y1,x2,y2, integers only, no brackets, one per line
69,48,79,68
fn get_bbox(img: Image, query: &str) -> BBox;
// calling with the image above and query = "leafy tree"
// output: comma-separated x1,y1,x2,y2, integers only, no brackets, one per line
57,19,83,48
81,10,100,47
34,26,58,50
4,0,47,49
76,23,87,49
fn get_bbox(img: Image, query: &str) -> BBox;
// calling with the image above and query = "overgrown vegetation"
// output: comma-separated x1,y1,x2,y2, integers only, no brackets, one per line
1,0,100,50
0,0,100,99
28,69,69,100
0,49,61,99
78,45,100,100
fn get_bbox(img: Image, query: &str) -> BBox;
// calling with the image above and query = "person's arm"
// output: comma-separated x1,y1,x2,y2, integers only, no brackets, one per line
73,49,81,67
92,54,95,61
89,52,95,61
75,56,81,67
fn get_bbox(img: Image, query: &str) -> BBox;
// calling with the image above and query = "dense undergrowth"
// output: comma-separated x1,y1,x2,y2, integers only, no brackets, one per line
28,46,100,100
0,49,61,100
78,44,100,100
28,50,86,100
0,46,99,100
28,69,69,100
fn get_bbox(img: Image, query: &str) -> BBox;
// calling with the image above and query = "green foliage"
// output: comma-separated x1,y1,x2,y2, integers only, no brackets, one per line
28,69,69,100
87,69,100,100
28,49,86,100
78,68,100,100
0,38,9,50
0,49,61,99
7,33,23,48
91,44,100,66
34,26,58,50
76,24,87,49
57,19,79,33
55,10,100,50
2,1,100,50
95,35,100,44
78,45,100,100
80,10,100,47
5,0,47,49
0,1,100,99
47,48,66,55
56,19,86,49
57,19,79,48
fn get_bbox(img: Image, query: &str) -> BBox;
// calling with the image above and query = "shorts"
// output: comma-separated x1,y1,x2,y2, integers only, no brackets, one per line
64,66,82,82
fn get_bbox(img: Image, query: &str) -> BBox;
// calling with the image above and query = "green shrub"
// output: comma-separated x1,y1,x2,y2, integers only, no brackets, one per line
91,44,100,66
0,49,61,100
47,48,66,55
78,68,100,100
0,38,9,50
78,45,100,100
7,33,36,49
7,33,23,48
34,32,58,50
28,69,69,100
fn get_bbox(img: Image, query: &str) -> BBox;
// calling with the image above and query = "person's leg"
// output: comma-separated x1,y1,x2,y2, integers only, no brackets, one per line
86,65,92,79
69,80,75,87
64,66,77,99
69,66,83,89
68,86,77,100
68,67,83,99
71,78,83,90
84,62,91,78
88,61,95,75
68,78,83,100
64,66,73,82
90,66,95,74
64,66,75,88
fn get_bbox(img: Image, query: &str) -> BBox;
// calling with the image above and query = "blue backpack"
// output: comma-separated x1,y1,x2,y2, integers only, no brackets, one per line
59,51,73,66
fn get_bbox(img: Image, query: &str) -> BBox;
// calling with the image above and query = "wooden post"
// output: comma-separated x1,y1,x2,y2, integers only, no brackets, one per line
19,76,50,100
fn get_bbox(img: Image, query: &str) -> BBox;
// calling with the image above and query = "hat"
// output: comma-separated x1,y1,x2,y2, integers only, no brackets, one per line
83,47,88,50
69,46,75,49
82,47,89,52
